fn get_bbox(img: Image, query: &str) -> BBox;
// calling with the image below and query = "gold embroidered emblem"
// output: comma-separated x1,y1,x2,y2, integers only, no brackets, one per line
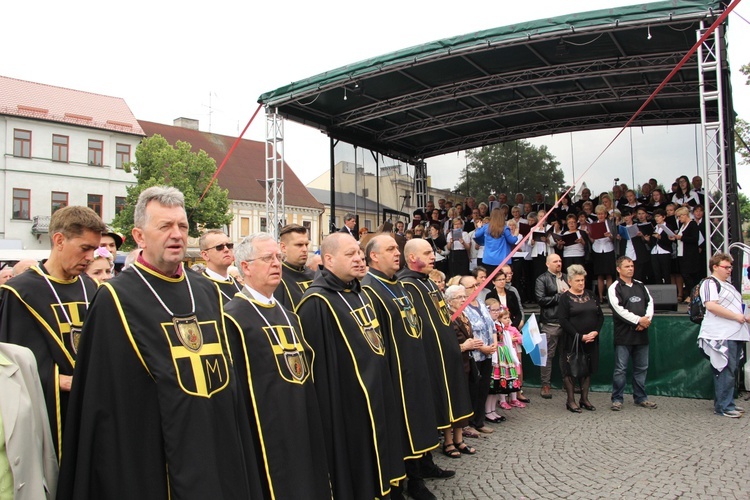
263,325,310,384
393,296,421,339
296,280,313,293
163,319,229,398
429,291,451,326
349,304,385,355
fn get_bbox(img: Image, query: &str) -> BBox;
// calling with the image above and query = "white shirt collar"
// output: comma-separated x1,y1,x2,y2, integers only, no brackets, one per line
243,284,275,305
205,267,230,281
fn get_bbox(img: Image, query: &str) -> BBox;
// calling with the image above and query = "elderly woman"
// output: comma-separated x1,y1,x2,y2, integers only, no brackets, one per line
458,275,497,434
429,269,446,293
85,247,114,284
698,253,750,417
558,265,603,413
444,285,484,456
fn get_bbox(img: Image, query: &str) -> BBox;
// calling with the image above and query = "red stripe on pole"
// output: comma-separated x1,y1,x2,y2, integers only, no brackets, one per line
197,103,264,204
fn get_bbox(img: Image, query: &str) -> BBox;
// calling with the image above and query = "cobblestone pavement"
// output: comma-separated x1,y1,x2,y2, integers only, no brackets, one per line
426,389,750,499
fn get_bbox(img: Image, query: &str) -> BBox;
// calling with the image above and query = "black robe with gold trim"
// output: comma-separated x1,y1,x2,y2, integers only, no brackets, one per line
397,268,473,428
224,293,331,500
0,265,98,459
201,271,242,304
296,269,405,500
362,269,440,457
274,262,314,310
56,264,263,500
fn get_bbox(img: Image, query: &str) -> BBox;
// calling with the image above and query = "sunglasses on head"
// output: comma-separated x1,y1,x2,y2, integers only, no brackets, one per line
207,243,234,252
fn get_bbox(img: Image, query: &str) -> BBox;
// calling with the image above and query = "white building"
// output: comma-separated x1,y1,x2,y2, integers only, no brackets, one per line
0,75,142,251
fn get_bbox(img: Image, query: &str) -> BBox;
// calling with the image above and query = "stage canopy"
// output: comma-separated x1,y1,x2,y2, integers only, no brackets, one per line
258,0,730,164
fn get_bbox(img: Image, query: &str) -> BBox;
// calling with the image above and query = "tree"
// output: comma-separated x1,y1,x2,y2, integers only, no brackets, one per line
736,64,750,166
113,135,233,247
456,140,565,202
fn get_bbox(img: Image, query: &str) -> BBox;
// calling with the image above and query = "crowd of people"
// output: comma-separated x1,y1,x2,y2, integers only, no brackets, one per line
0,174,746,500
393,174,711,306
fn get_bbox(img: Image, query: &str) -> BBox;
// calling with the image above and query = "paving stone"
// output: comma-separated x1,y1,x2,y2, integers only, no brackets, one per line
428,392,750,499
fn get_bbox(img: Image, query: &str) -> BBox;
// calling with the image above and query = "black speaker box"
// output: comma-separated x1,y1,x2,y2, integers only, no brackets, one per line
645,284,678,312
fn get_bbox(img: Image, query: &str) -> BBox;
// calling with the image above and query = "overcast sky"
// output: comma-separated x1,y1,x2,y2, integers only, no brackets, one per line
5,0,750,198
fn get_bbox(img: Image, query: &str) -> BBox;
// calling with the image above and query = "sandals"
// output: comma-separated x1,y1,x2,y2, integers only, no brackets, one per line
442,443,461,459
455,441,476,455
462,426,480,438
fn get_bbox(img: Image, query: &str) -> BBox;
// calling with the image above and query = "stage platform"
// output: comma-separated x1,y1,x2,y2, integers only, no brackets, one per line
519,301,714,399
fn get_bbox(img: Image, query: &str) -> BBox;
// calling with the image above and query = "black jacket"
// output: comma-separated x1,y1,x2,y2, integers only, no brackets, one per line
534,271,568,325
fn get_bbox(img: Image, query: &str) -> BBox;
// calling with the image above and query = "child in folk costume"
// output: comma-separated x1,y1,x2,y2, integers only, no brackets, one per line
485,300,524,422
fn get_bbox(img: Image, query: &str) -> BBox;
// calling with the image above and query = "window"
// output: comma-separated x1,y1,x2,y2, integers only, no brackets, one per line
87,194,102,217
115,143,130,169
364,219,372,230
115,196,126,215
13,129,31,158
303,220,311,238
51,192,68,213
260,217,267,233
362,188,369,198
13,189,30,219
52,135,69,162
240,217,250,237
88,140,103,166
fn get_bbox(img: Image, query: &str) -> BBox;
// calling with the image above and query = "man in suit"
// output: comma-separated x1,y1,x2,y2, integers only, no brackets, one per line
340,213,358,239
0,342,58,499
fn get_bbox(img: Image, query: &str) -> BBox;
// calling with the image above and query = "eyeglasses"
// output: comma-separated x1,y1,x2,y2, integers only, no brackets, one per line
718,265,733,271
248,253,283,264
489,308,502,313
206,243,234,252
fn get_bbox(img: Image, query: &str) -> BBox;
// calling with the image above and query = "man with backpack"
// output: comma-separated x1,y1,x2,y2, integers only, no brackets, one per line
608,256,657,411
697,253,749,418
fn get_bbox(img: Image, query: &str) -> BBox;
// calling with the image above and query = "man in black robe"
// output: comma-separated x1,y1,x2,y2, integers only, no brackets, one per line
199,229,243,302
398,239,473,433
296,232,405,499
224,232,330,499
274,223,315,309
57,186,262,499
0,205,105,459
362,235,446,500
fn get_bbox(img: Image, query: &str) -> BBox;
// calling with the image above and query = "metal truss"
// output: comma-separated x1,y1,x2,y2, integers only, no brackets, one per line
697,22,728,268
420,109,700,158
414,160,428,213
381,82,701,142
265,109,285,239
338,52,696,127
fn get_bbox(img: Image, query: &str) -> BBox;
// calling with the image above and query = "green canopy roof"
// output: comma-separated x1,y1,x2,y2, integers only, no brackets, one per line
259,0,729,162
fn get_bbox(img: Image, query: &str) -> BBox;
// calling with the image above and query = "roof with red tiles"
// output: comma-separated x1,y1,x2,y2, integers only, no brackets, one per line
0,75,144,135
139,120,324,210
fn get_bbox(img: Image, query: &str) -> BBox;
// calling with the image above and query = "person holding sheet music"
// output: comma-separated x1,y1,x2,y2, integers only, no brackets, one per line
674,206,701,302
617,208,650,283
589,205,617,303
664,203,685,300
446,218,471,279
672,175,701,209
650,209,674,286
529,210,553,294
555,214,588,275
634,206,654,282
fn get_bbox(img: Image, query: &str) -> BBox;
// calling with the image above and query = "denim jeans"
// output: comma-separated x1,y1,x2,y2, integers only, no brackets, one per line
713,340,741,414
612,344,649,404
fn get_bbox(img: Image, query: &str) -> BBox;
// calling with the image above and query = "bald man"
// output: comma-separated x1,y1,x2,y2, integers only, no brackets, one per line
397,239,473,442
296,233,405,499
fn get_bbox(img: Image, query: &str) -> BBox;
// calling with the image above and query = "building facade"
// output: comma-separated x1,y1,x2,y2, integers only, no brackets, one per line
0,75,142,251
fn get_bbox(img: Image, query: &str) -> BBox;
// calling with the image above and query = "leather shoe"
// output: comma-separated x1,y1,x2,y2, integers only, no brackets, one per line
541,385,552,399
407,480,437,500
421,466,456,479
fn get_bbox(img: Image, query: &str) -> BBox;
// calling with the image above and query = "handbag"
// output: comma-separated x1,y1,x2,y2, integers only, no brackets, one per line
566,334,590,378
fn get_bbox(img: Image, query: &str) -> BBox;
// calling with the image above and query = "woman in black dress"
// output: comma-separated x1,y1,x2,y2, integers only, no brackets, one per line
558,264,603,413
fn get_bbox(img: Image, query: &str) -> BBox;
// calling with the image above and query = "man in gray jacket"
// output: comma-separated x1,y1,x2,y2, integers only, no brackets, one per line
534,254,569,399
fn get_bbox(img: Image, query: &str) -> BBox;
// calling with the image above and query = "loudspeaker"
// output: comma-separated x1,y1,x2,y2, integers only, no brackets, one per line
645,284,678,312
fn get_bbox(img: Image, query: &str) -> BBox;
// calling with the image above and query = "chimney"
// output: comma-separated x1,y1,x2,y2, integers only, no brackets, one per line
173,117,199,130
